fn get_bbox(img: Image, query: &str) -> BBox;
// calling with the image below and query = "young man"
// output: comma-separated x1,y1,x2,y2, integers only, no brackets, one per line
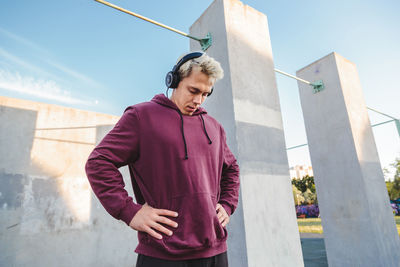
85,52,240,267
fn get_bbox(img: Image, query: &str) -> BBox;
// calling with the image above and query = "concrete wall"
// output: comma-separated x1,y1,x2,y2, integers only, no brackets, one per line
297,52,400,266
0,96,138,266
190,0,304,266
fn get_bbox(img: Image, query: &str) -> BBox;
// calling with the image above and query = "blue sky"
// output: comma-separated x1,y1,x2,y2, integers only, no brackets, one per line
1,0,399,176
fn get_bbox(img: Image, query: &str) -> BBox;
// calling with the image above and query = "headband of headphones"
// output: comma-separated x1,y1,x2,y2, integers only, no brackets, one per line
165,51,213,96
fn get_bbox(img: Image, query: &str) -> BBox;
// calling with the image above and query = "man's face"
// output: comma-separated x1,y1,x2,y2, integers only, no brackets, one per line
171,68,213,116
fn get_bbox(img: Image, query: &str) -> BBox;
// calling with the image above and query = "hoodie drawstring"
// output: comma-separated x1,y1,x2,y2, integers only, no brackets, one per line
177,111,189,160
200,114,212,145
176,111,213,160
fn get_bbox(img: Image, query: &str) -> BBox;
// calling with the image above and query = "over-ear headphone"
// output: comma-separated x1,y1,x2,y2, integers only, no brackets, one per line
165,51,213,96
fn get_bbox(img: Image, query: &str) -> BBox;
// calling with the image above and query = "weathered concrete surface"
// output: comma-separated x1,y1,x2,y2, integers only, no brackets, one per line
297,52,400,266
300,237,328,267
0,96,138,266
190,0,304,266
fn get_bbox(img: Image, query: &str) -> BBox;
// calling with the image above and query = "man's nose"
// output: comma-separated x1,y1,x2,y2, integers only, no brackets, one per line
193,94,202,104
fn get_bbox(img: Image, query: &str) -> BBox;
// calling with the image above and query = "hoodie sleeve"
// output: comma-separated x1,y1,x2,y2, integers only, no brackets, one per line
85,107,141,226
219,127,240,216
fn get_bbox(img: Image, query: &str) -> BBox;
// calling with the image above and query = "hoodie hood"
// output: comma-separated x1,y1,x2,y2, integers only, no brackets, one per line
151,93,211,159
151,93,207,116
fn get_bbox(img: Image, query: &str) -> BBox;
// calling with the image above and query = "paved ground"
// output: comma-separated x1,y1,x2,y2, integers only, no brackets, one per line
300,233,328,267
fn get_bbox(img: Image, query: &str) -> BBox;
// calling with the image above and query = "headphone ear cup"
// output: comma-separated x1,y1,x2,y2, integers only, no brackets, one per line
165,71,180,89
171,72,180,88
165,71,174,88
207,87,214,97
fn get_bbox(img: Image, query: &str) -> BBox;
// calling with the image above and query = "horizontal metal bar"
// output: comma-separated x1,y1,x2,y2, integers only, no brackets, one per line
274,68,311,85
286,119,397,150
34,137,95,146
35,126,98,130
94,0,201,42
371,119,395,127
274,68,325,93
367,107,398,120
286,143,308,150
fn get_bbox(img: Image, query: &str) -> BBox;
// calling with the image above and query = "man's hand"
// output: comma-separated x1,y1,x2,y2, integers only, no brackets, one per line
216,203,230,227
129,203,178,239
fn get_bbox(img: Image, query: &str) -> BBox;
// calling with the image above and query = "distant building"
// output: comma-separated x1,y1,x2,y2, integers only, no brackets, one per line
290,165,313,179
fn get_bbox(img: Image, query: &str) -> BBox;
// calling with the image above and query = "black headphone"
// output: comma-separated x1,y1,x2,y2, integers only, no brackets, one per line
165,51,213,96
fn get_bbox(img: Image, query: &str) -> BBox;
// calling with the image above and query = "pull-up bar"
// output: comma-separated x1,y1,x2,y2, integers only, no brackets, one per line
287,108,399,150
94,0,212,51
94,0,325,93
274,68,325,93
368,107,400,137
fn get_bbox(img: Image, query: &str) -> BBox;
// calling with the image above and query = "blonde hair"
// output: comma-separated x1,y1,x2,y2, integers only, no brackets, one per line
177,52,224,83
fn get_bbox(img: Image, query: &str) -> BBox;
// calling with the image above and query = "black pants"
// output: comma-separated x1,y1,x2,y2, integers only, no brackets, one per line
136,252,228,267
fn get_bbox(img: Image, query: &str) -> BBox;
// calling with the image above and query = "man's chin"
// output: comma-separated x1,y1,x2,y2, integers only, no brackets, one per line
180,110,193,116
184,107,196,115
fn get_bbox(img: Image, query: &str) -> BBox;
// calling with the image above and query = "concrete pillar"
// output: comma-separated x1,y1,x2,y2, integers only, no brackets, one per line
190,1,304,266
0,96,135,266
296,52,400,266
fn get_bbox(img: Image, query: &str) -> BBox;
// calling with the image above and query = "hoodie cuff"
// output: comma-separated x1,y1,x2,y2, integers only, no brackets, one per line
219,202,233,216
119,201,142,226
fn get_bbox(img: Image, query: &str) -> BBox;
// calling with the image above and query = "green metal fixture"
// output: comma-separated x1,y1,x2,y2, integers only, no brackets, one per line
310,80,325,93
198,33,212,51
395,119,400,138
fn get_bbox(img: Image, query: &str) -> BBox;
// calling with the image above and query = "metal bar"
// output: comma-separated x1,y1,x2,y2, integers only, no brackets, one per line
286,143,308,150
274,68,311,85
274,68,325,93
36,126,97,130
367,107,399,138
94,0,201,42
286,119,398,151
34,137,95,146
371,119,395,127
367,107,397,120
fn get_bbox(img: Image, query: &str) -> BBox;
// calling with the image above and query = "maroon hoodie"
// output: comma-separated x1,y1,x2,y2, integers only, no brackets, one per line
85,94,240,260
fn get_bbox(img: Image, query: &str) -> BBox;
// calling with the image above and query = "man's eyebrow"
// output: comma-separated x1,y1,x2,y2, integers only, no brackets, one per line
190,86,211,94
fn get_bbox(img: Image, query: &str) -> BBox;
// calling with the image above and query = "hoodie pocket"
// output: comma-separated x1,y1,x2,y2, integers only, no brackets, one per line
142,192,226,253
166,193,227,250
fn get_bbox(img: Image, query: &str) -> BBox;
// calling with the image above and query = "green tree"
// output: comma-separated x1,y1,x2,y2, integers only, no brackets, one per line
303,189,317,205
303,175,316,193
386,158,400,200
291,175,318,205
292,175,315,193
292,185,304,206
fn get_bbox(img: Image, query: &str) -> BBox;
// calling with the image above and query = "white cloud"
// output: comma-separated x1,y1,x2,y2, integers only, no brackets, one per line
45,60,104,89
0,47,62,81
0,69,94,106
0,27,105,89
0,27,49,56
